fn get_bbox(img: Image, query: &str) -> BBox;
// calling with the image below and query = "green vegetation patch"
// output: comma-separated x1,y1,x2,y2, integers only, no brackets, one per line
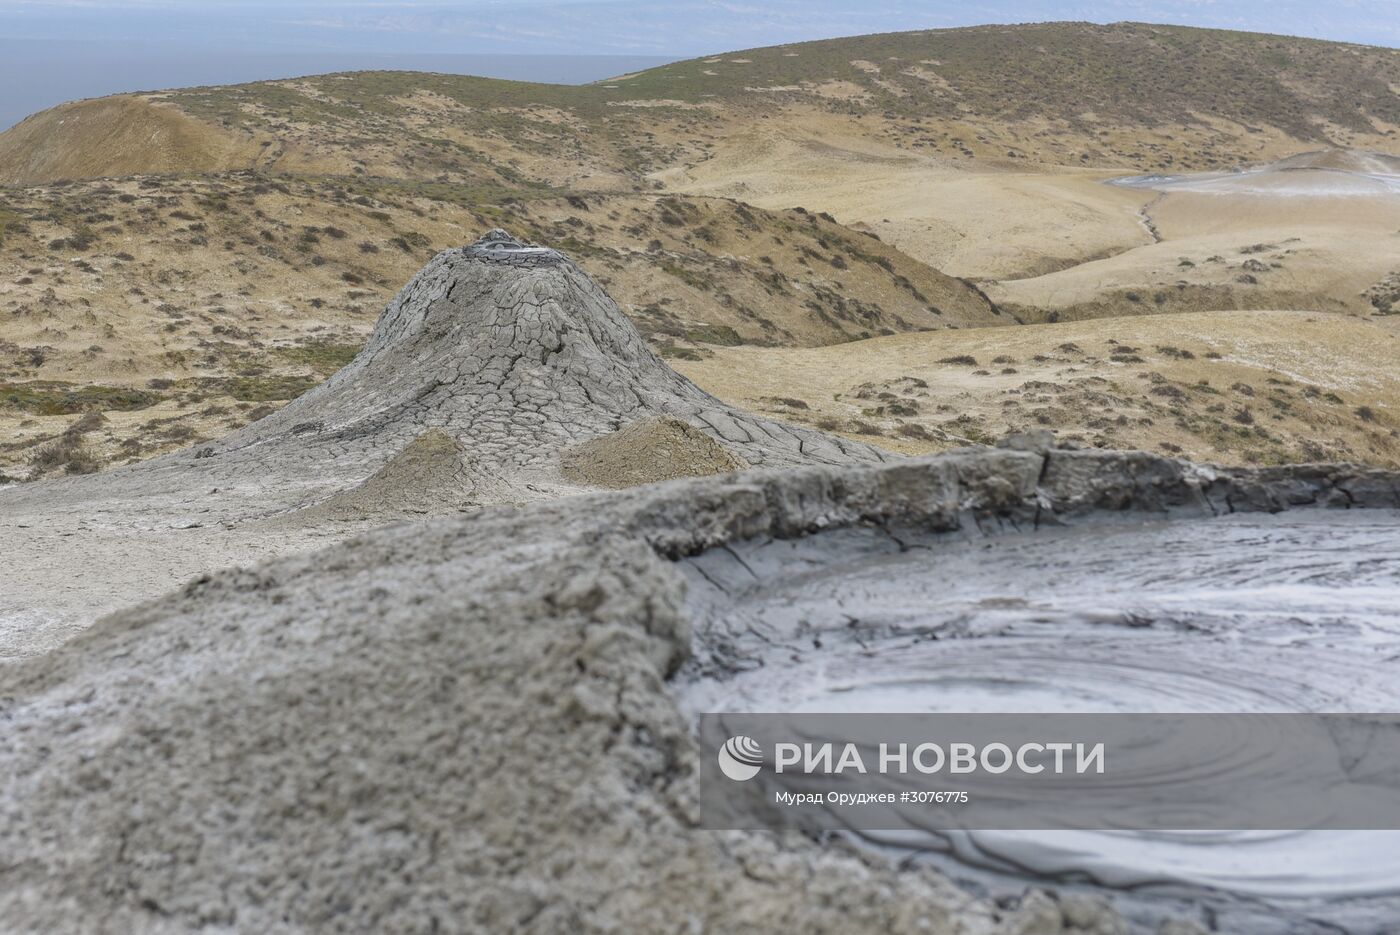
0,382,159,415
221,375,320,402
684,325,743,346
659,261,715,291
0,205,27,247
273,342,363,376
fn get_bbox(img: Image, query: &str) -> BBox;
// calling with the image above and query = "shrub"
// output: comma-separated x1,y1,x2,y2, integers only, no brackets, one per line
683,325,742,346
1,381,157,415
65,412,106,435
29,435,100,475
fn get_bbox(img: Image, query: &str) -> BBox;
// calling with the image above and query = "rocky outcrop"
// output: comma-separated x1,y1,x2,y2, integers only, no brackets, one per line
1,447,1394,933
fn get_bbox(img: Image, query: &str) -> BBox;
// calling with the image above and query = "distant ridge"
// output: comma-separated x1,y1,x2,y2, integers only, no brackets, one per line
3,22,1400,185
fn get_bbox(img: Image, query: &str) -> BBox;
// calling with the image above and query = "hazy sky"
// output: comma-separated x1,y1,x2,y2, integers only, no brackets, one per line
3,1,1399,128
4,1,1399,54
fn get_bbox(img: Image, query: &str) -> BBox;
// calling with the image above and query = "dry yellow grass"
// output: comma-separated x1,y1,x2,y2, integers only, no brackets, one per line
10,22,1400,190
673,309,1400,467
0,97,267,185
656,115,1155,278
987,188,1400,322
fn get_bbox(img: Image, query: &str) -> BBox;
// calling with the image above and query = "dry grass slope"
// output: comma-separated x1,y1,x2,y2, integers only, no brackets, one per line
5,23,1400,187
0,97,265,186
675,309,1400,468
625,23,1400,147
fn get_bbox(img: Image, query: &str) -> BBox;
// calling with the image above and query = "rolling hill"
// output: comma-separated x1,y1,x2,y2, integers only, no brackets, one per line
3,22,1400,188
674,309,1400,468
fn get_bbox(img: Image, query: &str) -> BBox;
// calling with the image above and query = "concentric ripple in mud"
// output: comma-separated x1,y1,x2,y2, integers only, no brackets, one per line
676,510,1400,933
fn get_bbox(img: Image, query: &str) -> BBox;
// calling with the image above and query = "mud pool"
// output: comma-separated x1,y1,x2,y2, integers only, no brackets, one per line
1109,150,1400,197
677,510,1400,933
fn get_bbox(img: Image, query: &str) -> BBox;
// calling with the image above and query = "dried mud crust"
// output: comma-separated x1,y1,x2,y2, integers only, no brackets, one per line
560,415,749,489
2,447,1396,933
291,428,513,521
197,227,890,490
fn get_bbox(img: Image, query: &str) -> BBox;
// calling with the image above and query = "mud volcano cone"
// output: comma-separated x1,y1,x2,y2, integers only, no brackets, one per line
179,229,891,510
0,230,891,525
